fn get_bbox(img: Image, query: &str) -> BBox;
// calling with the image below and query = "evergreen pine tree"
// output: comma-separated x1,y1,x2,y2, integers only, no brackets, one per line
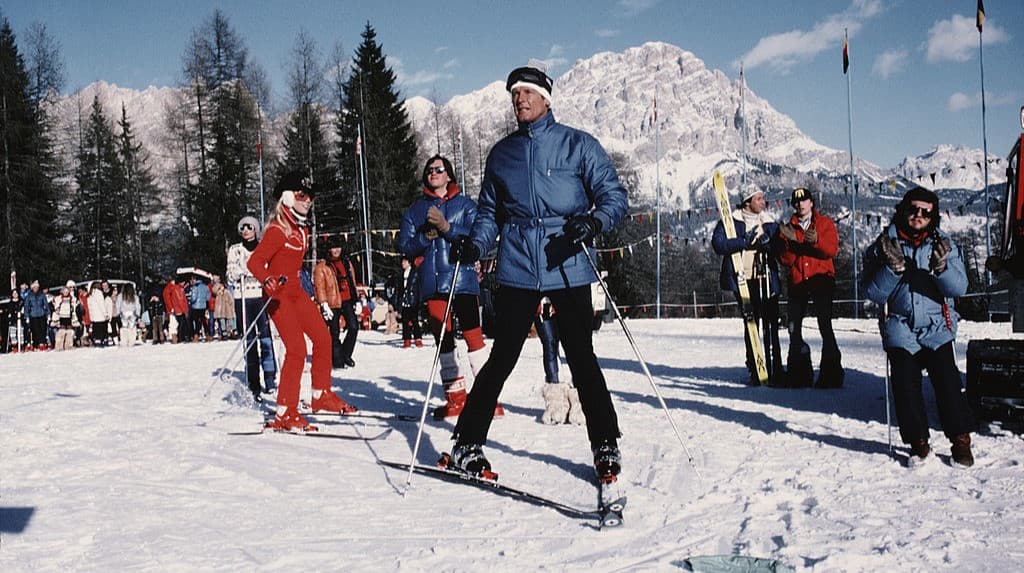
173,9,261,272
334,23,418,282
279,31,347,236
117,104,162,284
0,19,62,283
72,95,124,279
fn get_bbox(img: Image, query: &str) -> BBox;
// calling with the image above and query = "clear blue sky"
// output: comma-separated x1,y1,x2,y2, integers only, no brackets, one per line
4,0,1022,168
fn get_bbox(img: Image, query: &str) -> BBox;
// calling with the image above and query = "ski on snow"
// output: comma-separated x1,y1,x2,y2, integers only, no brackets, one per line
712,170,769,385
379,460,626,529
228,427,394,441
299,409,420,422
598,478,627,528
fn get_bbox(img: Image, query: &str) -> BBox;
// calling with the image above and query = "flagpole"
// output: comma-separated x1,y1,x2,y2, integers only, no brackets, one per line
256,102,266,226
357,124,372,286
844,28,859,319
980,21,991,285
654,96,661,319
740,63,747,186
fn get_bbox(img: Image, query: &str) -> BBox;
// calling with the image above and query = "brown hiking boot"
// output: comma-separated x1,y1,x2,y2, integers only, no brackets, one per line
909,439,931,462
951,434,974,467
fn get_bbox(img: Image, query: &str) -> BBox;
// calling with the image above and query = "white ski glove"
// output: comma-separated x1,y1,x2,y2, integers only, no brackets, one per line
320,302,334,321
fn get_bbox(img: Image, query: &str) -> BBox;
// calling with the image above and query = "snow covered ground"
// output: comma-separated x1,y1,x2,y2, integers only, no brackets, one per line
2,318,1021,571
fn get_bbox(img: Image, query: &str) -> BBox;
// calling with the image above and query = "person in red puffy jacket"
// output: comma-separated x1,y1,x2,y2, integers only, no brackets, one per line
776,187,843,388
246,171,357,431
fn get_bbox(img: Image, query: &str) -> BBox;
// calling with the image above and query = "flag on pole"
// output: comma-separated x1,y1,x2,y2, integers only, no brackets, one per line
842,32,850,74
977,0,985,33
355,134,362,155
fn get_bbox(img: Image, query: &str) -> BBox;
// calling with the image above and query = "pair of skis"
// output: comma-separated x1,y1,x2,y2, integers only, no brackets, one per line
228,409,418,440
380,460,626,529
713,171,769,385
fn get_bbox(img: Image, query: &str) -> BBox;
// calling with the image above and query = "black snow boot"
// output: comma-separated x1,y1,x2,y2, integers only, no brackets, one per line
815,352,845,389
786,344,814,388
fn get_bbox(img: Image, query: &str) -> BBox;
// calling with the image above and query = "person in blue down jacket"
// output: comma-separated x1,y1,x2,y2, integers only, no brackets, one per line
446,62,628,483
400,154,500,420
711,184,785,386
23,280,52,350
862,186,974,467
187,277,211,342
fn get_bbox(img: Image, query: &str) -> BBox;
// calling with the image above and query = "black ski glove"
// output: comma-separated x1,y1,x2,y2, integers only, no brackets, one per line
450,237,480,264
564,215,603,244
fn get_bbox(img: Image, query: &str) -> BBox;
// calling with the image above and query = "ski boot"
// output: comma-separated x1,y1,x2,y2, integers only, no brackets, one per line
265,407,317,432
448,443,497,480
592,440,621,483
433,387,467,420
311,389,358,414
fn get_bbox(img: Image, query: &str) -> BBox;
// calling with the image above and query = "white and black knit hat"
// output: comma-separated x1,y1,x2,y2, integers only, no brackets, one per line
506,60,553,103
741,183,763,203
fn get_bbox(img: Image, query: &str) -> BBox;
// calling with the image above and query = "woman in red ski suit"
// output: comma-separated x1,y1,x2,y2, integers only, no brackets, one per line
247,171,357,431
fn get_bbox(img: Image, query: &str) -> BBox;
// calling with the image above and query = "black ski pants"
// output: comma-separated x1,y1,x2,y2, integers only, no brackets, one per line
454,285,619,447
325,305,344,368
339,300,359,362
787,275,840,364
887,342,974,444
401,306,422,341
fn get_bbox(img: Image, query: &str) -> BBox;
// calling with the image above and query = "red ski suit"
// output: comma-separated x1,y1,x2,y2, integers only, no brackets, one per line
246,218,331,409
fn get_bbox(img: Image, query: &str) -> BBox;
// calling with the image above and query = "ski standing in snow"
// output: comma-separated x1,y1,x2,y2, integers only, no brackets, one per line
246,171,358,432
776,187,845,388
446,61,627,485
862,186,975,467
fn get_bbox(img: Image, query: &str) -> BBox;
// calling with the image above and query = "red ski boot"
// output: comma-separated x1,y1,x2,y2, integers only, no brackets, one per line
265,408,317,432
433,388,467,420
311,390,358,414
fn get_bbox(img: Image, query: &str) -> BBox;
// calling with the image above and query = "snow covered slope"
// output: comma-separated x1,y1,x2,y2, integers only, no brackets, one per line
2,319,1021,571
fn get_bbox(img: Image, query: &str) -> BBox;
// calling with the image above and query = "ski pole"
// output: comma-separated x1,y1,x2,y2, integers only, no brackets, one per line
204,277,284,398
405,261,462,493
882,302,893,457
581,246,703,485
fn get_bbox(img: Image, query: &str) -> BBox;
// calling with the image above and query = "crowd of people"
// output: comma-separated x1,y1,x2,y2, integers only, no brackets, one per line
3,61,977,478
0,272,247,354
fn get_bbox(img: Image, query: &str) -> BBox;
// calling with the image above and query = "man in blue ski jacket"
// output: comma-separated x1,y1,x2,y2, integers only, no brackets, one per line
447,62,628,482
862,186,974,467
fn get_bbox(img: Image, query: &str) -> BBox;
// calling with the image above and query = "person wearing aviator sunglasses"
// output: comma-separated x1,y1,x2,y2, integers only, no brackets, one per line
248,171,358,432
863,186,974,467
398,155,501,421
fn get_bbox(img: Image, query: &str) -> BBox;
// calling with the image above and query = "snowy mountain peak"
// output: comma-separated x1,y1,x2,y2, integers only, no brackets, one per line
894,144,1007,191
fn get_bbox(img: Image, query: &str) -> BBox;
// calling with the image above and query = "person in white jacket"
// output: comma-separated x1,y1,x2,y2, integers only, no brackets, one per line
226,216,278,399
86,281,110,347
116,283,142,347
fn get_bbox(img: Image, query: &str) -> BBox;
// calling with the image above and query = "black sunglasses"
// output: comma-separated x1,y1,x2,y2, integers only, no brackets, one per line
907,206,935,219
425,166,445,175
240,224,254,231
